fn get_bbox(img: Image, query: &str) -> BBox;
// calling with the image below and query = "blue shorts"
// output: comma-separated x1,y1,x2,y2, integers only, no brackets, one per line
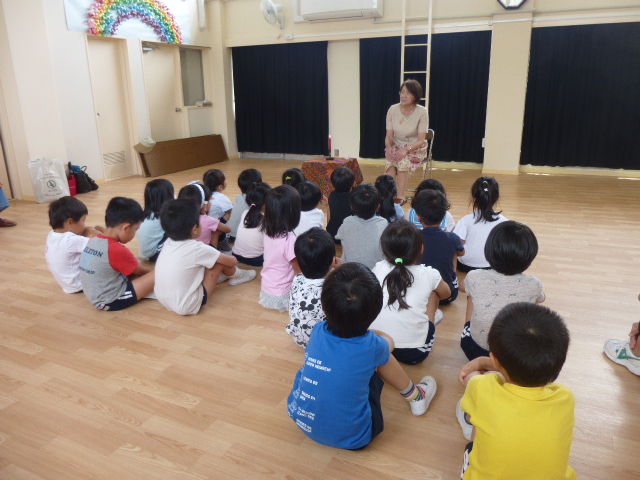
97,281,138,311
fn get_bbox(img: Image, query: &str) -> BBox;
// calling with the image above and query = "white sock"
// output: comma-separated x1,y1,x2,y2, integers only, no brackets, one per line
229,268,243,279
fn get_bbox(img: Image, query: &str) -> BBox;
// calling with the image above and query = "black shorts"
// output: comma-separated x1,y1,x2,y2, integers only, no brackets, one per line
460,321,490,360
97,281,138,311
349,372,384,450
393,321,436,365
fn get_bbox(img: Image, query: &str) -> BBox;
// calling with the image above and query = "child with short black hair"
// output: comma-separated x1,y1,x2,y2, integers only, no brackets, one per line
288,263,438,450
455,176,508,272
282,168,306,188
138,179,174,261
178,182,231,249
413,190,465,304
79,197,155,311
46,196,104,293
259,185,301,312
461,220,545,360
336,183,387,269
286,228,340,347
293,181,324,236
370,220,451,365
405,178,455,231
227,168,262,240
154,199,256,315
458,302,575,479
203,168,233,253
326,167,355,243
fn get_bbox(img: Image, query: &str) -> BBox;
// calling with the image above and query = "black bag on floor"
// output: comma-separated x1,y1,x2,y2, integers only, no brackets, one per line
69,164,99,193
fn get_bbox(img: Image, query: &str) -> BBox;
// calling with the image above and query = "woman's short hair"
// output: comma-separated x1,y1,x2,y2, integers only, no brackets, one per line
400,79,423,105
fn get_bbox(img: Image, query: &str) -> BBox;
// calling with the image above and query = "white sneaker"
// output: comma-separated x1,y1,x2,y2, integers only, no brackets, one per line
456,399,473,441
229,269,257,286
603,339,640,376
409,376,437,416
434,309,444,325
217,274,229,284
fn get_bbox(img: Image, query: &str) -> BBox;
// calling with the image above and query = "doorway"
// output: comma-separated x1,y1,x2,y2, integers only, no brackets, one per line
87,36,135,181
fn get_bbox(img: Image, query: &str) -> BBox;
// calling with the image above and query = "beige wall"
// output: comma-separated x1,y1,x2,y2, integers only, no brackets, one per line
1,0,639,200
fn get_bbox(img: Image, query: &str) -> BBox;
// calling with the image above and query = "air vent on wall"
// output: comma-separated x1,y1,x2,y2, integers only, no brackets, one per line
103,151,126,167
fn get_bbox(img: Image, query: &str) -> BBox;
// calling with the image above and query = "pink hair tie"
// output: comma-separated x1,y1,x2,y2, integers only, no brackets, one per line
250,203,256,207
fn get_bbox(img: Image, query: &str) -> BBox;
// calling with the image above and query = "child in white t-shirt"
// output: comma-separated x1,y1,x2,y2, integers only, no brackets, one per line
293,181,325,237
227,168,263,241
204,168,233,253
154,199,256,315
369,220,450,365
232,182,270,267
46,196,104,293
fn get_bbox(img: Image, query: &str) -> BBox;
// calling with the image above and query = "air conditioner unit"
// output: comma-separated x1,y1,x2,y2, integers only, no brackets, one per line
295,0,383,22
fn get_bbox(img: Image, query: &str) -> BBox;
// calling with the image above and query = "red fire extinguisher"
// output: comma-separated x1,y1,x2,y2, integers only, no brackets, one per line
68,174,77,196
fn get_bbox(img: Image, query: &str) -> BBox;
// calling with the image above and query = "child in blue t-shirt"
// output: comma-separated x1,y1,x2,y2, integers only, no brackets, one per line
287,262,438,450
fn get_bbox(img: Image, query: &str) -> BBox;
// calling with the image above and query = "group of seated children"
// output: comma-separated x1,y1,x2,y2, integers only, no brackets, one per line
44,167,578,477
46,169,259,315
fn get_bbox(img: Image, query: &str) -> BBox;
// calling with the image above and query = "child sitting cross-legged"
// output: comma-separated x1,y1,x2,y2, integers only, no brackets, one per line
293,181,325,237
288,262,438,450
79,197,155,311
326,166,355,244
227,168,262,241
154,199,256,316
461,221,545,360
413,189,464,304
178,182,231,249
457,302,576,479
370,220,451,365
46,196,104,293
286,228,341,348
335,183,388,270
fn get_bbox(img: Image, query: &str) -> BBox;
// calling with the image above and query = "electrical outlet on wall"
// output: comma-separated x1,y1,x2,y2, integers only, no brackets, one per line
334,149,339,157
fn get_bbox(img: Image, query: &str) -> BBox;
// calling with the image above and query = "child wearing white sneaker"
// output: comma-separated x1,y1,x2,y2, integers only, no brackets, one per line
369,220,450,365
457,303,576,480
287,263,437,450
154,199,255,315
604,315,640,376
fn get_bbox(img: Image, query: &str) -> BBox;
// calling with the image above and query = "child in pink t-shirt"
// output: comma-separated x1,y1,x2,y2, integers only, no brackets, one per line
259,185,301,312
178,182,231,249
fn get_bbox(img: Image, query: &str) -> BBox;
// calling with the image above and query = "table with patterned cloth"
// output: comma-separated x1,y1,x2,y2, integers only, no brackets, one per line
301,157,364,199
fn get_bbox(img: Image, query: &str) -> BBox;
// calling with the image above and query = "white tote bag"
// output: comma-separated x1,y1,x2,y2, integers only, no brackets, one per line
28,158,70,203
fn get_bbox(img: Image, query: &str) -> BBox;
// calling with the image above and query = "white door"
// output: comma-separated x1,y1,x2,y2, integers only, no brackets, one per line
87,36,134,180
142,44,187,141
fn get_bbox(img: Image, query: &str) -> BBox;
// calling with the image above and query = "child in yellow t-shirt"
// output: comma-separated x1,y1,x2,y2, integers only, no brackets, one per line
457,302,576,480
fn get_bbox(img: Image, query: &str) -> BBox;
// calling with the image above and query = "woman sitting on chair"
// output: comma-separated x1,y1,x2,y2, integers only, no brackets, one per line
384,79,429,203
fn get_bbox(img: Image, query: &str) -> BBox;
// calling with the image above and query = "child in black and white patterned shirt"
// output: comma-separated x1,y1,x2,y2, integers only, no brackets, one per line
286,228,341,348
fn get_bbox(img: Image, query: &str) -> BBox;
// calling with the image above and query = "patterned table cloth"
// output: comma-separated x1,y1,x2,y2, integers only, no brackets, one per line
301,157,364,199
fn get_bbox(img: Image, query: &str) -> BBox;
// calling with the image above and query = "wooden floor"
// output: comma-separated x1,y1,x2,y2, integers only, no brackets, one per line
1,159,639,479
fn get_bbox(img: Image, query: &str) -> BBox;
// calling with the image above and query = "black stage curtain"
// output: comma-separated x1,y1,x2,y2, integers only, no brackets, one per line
232,42,328,155
359,31,491,162
522,23,640,169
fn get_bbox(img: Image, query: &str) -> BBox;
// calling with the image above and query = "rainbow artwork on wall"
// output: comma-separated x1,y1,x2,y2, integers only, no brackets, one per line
86,0,183,43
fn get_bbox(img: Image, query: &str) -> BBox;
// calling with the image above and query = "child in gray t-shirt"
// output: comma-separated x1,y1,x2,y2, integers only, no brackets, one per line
461,221,545,360
336,183,388,270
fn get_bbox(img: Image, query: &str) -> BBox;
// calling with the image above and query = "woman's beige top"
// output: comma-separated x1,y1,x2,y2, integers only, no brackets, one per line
385,103,429,146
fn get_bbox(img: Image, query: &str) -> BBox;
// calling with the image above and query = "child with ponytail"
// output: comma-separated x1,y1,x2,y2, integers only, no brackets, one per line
375,174,404,223
454,176,508,272
369,220,451,365
232,182,271,267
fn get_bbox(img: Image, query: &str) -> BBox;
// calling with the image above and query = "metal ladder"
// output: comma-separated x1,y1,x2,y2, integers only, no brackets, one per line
400,0,434,181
